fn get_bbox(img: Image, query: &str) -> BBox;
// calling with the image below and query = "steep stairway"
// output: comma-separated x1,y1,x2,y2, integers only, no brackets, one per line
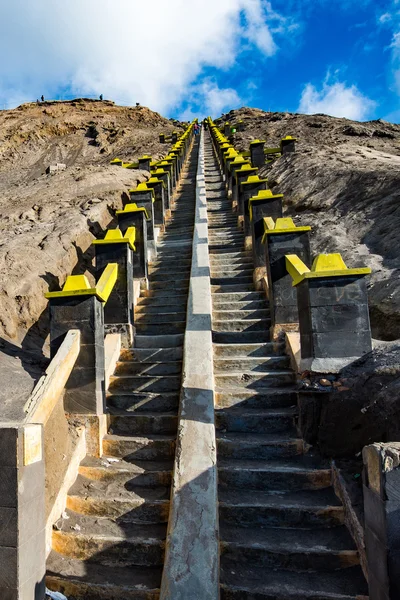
204,132,369,600
46,140,199,599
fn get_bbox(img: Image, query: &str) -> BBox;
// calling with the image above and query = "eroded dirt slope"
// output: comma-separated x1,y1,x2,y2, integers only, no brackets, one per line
0,99,180,413
222,107,400,341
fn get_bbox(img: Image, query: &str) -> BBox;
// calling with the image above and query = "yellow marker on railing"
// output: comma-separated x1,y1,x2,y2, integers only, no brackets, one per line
261,216,310,240
285,253,371,287
116,203,150,220
110,158,123,166
129,182,155,203
92,227,136,251
45,263,118,303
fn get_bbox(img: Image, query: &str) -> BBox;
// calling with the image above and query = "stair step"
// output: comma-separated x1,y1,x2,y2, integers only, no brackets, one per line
220,524,359,571
213,319,270,333
212,284,256,293
134,312,187,325
109,375,181,394
215,407,296,434
212,331,270,344
135,304,187,314
135,322,186,335
52,515,166,566
212,291,265,302
120,348,183,362
46,552,161,599
218,457,331,491
213,309,270,322
109,412,178,435
219,488,344,529
215,371,295,389
79,456,173,487
107,392,180,412
67,474,170,521
103,434,176,462
114,361,182,377
213,343,283,358
215,388,297,409
214,356,289,372
217,432,304,459
220,565,368,600
134,334,184,349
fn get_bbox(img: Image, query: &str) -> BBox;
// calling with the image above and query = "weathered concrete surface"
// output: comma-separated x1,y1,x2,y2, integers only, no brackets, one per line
160,130,219,599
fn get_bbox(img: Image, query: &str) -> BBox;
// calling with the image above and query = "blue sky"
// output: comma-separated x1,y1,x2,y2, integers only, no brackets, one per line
0,0,399,122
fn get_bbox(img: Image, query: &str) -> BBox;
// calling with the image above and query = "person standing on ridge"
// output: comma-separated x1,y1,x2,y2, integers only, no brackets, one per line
41,95,44,102
99,94,103,101
194,122,199,136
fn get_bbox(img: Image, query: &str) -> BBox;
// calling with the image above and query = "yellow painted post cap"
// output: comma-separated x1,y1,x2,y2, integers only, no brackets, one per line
45,263,118,303
261,217,311,242
116,203,150,220
92,227,136,251
286,253,371,286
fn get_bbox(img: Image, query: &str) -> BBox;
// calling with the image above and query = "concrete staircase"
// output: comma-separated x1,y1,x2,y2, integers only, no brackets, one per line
46,142,198,599
204,133,369,600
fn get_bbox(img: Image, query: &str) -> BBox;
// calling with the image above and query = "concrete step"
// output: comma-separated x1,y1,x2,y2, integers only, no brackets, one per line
47,552,161,599
135,303,188,314
109,412,178,436
210,266,253,276
79,456,173,487
219,488,344,529
220,565,368,599
107,392,180,413
145,285,189,296
103,434,176,462
120,348,183,362
134,312,187,325
213,343,283,358
212,330,270,344
137,295,188,306
135,322,186,335
212,291,264,303
148,271,191,281
52,515,166,566
214,371,294,389
215,388,297,409
134,334,184,348
213,309,270,321
209,245,243,253
149,279,189,290
220,525,359,571
212,319,270,332
211,284,255,293
210,256,252,266
108,374,181,394
218,457,331,491
114,361,182,377
216,407,296,434
67,475,170,521
213,300,267,311
209,251,250,260
211,278,254,289
214,356,289,372
217,432,304,459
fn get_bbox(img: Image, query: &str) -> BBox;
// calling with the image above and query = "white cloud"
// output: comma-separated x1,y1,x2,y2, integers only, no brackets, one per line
0,0,286,115
179,79,241,120
379,12,393,24
298,79,376,120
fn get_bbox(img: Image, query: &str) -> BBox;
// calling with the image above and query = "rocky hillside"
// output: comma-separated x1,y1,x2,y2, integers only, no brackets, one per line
223,107,400,342
0,99,181,415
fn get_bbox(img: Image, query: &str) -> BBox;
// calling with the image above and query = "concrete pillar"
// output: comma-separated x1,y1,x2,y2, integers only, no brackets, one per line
281,136,296,154
240,175,268,240
0,424,46,599
93,229,136,348
116,205,148,281
233,164,258,212
249,192,284,285
224,122,230,136
159,133,166,143
147,176,166,242
129,184,156,261
262,217,311,332
138,155,152,171
46,280,106,415
286,253,372,372
151,168,171,212
171,132,178,143
157,160,176,191
363,442,400,600
227,157,248,197
250,139,266,168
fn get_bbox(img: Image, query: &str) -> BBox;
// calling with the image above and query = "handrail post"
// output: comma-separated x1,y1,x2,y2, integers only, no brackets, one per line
117,204,149,283
93,229,136,348
249,192,284,287
240,174,268,242
47,291,106,414
285,253,372,372
250,139,266,167
129,184,157,261
262,217,310,335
